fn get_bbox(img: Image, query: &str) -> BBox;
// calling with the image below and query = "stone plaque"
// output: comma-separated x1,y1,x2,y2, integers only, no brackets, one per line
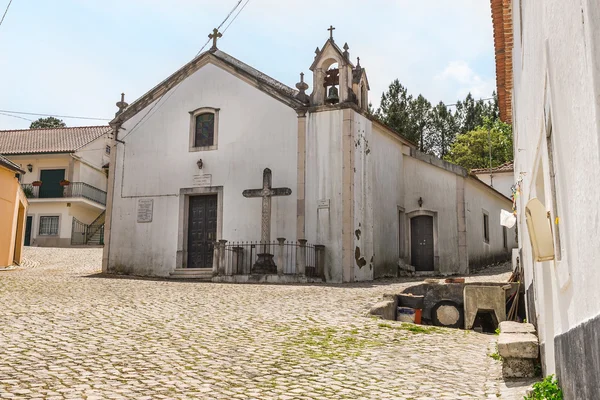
317,199,330,209
137,199,154,223
193,174,212,187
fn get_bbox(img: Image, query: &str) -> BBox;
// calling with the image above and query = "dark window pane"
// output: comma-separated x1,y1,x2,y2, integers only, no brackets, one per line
39,216,59,235
195,113,215,147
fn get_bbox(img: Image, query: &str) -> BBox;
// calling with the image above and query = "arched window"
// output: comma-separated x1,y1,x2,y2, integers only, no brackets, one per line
189,107,219,151
195,113,215,147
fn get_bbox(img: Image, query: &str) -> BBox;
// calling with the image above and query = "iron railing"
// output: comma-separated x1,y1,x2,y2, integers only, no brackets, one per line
71,216,105,246
22,182,107,206
216,240,324,277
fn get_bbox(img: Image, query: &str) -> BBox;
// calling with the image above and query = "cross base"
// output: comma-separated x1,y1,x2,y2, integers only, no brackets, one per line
252,253,277,274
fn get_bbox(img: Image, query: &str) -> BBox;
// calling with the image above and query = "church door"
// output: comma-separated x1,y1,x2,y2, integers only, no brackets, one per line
410,215,434,272
187,195,218,268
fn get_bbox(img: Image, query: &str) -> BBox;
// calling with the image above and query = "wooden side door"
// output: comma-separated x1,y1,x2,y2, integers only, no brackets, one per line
187,195,218,268
39,169,65,199
410,215,434,272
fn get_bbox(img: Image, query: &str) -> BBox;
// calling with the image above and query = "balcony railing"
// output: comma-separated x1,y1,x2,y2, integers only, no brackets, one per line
21,182,107,206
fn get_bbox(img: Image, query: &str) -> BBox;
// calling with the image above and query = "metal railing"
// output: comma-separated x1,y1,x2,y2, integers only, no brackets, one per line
71,216,105,246
21,182,107,206
214,240,325,278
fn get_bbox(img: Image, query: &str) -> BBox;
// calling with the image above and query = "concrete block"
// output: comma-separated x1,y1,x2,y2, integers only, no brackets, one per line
498,333,539,359
369,299,396,320
463,285,506,330
502,357,536,378
499,321,536,334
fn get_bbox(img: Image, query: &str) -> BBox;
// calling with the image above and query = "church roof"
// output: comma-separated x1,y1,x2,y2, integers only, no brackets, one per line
114,49,304,125
0,126,110,155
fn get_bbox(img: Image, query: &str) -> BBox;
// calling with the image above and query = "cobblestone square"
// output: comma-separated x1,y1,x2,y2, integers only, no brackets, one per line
0,248,532,399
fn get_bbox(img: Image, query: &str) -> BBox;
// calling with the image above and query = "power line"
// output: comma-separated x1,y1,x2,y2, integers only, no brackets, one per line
444,97,494,108
222,0,250,34
0,109,110,121
0,0,13,29
122,0,250,142
0,112,33,122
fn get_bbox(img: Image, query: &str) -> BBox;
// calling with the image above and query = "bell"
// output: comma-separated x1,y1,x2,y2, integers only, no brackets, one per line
326,85,339,104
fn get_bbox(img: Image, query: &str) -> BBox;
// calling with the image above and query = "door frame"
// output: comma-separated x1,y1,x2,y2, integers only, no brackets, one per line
24,215,33,246
406,209,439,273
176,186,223,269
38,168,67,198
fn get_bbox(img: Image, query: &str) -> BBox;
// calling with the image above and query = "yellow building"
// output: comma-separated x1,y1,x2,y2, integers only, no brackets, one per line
0,154,28,267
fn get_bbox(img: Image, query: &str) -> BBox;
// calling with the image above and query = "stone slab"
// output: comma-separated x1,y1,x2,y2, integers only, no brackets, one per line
499,321,536,334
498,333,539,359
369,299,397,321
502,357,536,378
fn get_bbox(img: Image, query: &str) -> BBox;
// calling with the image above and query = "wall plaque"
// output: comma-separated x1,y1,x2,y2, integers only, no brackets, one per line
137,199,154,223
193,174,212,187
317,199,330,209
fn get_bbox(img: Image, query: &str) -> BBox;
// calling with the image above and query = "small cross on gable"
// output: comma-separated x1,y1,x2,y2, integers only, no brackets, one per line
328,25,335,40
209,28,223,50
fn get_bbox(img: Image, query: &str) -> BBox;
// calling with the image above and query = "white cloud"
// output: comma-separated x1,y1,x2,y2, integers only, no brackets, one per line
435,61,496,100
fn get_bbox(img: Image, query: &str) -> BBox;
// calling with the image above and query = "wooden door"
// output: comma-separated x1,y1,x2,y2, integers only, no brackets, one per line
187,195,218,268
24,216,32,246
39,169,65,198
410,215,434,271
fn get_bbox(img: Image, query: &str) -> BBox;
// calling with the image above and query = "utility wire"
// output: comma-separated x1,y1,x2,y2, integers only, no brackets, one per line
222,0,250,34
0,111,33,122
445,96,494,107
122,0,249,142
0,109,110,121
0,0,13,29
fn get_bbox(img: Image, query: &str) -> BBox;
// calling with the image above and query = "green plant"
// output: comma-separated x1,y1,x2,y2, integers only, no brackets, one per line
489,351,502,361
495,328,501,335
21,185,34,198
525,375,563,400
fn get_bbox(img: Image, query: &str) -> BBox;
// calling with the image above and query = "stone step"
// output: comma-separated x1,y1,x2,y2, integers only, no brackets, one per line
170,268,213,280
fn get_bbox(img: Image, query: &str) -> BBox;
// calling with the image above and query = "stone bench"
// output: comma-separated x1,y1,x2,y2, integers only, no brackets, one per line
497,321,539,378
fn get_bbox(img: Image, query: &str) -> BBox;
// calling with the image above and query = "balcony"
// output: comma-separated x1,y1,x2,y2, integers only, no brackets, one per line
21,182,107,206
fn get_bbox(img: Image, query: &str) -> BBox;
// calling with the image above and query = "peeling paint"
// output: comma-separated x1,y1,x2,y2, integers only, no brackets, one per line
355,229,361,240
358,257,367,268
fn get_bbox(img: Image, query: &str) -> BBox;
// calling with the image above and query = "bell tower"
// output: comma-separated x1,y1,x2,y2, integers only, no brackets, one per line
309,26,369,110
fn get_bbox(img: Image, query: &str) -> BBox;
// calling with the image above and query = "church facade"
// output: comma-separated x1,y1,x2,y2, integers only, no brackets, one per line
102,31,515,283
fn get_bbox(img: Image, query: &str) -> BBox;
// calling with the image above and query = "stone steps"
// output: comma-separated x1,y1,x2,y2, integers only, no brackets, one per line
169,268,213,281
498,321,539,378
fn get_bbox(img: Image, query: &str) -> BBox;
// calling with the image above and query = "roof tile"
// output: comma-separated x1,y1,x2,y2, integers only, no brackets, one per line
0,126,110,155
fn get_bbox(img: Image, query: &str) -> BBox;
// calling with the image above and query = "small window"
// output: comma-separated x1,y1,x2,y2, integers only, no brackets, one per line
105,145,111,155
15,173,21,182
483,212,490,243
39,216,59,236
195,113,215,147
503,226,508,250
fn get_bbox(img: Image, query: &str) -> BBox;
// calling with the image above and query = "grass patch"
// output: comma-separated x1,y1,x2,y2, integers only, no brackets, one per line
378,322,443,334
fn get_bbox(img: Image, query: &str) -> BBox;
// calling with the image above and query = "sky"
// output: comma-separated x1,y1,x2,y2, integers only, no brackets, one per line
0,0,496,130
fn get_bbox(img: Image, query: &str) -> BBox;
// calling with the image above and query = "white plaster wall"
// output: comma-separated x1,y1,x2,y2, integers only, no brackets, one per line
26,203,72,243
305,110,344,282
464,178,516,268
108,63,299,276
513,0,600,375
474,172,514,198
7,154,70,184
352,112,373,281
403,157,460,274
370,125,404,278
74,162,107,192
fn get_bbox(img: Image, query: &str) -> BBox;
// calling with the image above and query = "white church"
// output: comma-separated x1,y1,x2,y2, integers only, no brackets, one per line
102,29,515,283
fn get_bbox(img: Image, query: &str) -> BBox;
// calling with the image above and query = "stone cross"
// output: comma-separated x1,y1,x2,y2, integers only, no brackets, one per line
328,25,335,40
209,28,222,50
242,168,292,246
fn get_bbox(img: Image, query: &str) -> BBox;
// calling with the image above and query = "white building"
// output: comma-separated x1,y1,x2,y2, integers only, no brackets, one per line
0,126,111,247
472,162,514,198
492,0,600,397
103,31,516,282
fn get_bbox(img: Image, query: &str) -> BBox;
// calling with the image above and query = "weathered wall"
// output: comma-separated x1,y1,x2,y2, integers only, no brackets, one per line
305,109,344,282
513,0,600,394
108,63,299,277
370,125,405,278
474,171,514,198
0,167,20,266
403,157,460,274
464,178,515,268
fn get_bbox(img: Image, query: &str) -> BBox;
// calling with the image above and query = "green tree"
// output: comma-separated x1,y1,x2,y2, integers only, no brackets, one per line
429,101,458,158
444,119,513,170
409,94,432,153
376,79,413,140
454,92,499,135
30,117,66,129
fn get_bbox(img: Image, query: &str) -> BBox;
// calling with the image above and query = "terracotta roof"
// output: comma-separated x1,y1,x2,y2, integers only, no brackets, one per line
471,161,514,174
490,0,513,124
0,126,110,155
0,154,25,173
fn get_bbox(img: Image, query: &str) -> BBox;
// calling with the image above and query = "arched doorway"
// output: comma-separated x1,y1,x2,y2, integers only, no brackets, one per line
410,215,434,271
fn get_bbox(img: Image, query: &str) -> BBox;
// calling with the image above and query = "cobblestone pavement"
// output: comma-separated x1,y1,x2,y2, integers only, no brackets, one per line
0,248,532,399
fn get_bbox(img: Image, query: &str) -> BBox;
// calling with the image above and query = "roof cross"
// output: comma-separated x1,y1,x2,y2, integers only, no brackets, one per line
328,25,335,40
208,28,222,50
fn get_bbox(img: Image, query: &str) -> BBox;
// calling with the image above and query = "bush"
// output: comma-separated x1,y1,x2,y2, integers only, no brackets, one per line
525,375,563,400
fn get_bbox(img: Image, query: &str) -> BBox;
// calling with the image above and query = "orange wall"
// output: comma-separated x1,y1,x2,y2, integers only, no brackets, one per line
0,166,27,267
